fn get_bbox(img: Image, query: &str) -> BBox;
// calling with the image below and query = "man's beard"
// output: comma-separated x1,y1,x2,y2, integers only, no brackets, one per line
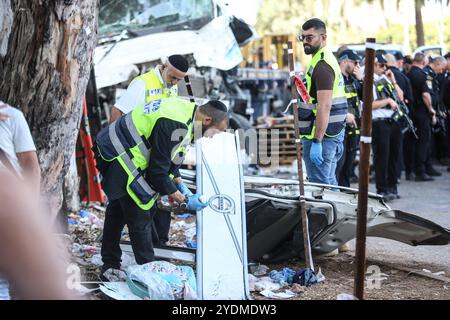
304,44,320,55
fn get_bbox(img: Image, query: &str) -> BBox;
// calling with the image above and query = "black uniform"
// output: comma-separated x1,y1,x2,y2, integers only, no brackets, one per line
336,74,362,187
95,118,186,271
406,66,434,178
388,66,414,179
425,66,449,163
372,76,402,196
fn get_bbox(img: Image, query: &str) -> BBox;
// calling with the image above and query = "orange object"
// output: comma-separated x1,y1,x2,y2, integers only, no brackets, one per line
77,97,105,203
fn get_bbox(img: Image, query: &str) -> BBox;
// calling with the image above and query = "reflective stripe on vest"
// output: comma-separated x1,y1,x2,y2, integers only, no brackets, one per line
100,97,196,210
302,48,348,139
108,123,156,202
344,82,361,117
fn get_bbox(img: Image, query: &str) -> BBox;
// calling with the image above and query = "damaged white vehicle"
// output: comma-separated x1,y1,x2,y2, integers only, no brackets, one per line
177,171,450,263
119,169,450,265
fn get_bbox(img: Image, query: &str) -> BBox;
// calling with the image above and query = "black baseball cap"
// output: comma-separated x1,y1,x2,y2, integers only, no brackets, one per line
444,52,450,59
338,49,362,62
375,53,388,64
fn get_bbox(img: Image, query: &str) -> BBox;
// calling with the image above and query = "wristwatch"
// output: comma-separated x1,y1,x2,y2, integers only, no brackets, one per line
312,138,322,144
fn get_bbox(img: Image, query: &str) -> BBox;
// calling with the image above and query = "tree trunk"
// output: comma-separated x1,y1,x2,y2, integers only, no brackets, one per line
0,0,99,224
414,0,425,47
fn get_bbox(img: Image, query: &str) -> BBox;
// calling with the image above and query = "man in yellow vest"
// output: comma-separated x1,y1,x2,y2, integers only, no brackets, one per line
107,55,189,254
109,55,189,123
297,18,348,186
94,97,228,281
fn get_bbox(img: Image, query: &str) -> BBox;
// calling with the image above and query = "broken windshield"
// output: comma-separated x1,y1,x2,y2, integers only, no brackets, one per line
99,0,215,37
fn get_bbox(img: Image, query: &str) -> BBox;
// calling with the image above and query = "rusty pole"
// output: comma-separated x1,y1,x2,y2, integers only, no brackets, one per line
354,38,376,300
287,41,313,271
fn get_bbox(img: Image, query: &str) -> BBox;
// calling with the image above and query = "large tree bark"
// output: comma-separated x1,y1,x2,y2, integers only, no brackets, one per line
0,0,99,223
414,0,425,47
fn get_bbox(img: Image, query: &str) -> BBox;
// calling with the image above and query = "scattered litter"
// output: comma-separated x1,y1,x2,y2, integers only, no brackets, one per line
126,261,197,300
177,214,193,219
291,283,306,294
269,268,296,286
90,254,103,266
248,274,257,292
316,268,326,283
68,218,78,225
173,221,186,229
423,269,446,276
89,252,136,268
260,289,296,299
99,282,142,300
337,293,358,300
254,277,282,292
183,223,196,241
79,210,104,227
184,240,197,248
250,264,269,277
293,268,318,287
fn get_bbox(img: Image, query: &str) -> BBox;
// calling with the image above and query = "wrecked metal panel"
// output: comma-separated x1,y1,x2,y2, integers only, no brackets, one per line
94,16,243,89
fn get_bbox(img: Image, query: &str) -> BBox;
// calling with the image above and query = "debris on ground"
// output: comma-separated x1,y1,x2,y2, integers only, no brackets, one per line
69,205,450,300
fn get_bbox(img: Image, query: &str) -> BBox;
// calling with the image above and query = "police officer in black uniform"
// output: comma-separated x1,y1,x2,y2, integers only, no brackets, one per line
442,53,450,171
406,53,436,181
371,53,403,201
423,56,446,175
335,50,363,187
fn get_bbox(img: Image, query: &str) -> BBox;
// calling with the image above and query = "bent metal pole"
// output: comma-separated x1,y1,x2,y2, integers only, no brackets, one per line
287,41,313,271
354,38,376,300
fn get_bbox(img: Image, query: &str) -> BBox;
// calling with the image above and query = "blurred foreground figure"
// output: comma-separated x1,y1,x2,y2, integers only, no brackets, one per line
0,170,76,300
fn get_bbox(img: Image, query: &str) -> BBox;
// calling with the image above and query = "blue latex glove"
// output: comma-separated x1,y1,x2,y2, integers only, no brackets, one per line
186,194,209,211
176,182,193,197
310,141,324,166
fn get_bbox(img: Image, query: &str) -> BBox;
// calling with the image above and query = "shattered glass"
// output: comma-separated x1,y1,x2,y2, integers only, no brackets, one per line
99,0,215,37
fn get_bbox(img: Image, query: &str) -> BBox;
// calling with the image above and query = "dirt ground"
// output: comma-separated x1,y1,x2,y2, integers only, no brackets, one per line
255,254,450,300
70,206,450,300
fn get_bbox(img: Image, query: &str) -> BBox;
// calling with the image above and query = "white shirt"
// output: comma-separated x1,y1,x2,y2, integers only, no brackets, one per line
372,74,394,119
114,66,177,114
0,102,36,175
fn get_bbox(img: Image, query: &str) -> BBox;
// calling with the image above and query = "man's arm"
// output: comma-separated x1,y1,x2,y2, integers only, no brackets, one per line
109,107,124,123
147,119,187,204
17,151,41,194
110,79,146,123
315,90,332,140
313,62,335,140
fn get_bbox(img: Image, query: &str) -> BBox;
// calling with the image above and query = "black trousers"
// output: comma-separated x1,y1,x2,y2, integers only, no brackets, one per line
372,119,401,194
336,128,359,187
411,112,431,175
101,195,158,270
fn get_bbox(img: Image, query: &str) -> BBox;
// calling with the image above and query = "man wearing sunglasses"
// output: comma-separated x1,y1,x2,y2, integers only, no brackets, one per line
296,18,348,187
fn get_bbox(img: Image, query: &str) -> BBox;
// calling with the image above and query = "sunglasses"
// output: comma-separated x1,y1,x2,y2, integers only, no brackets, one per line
296,34,323,43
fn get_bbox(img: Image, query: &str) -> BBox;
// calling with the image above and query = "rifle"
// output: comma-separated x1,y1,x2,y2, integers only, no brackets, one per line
381,85,418,139
432,102,447,136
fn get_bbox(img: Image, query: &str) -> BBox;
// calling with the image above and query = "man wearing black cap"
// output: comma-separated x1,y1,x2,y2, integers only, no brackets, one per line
95,98,229,281
335,49,363,187
110,54,189,123
105,54,190,251
371,52,403,201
